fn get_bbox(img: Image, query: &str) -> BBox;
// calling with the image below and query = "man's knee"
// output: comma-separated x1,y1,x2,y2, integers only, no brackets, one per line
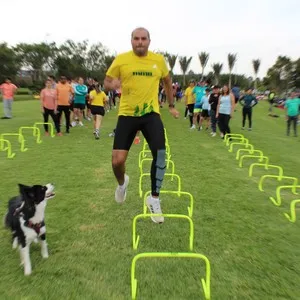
112,150,127,168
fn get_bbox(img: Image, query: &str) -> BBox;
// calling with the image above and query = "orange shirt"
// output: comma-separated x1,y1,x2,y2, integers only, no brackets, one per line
0,83,17,99
56,83,73,105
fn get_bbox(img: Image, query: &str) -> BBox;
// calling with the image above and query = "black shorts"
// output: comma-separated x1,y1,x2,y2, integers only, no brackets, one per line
69,102,74,111
91,105,105,116
113,112,165,151
187,104,194,114
74,103,85,110
201,109,209,118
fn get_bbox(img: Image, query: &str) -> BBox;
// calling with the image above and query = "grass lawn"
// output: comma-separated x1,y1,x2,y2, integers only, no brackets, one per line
0,99,299,300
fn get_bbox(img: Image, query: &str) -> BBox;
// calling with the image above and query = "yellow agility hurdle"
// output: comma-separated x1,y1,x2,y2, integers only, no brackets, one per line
224,133,245,143
229,142,254,153
259,175,298,192
143,190,194,218
131,252,211,300
19,126,42,144
239,155,269,168
0,133,28,152
225,137,249,146
139,173,181,198
284,199,300,223
33,122,55,137
249,163,283,179
139,158,175,178
132,214,194,251
0,138,16,158
138,148,171,167
236,149,263,161
269,185,300,206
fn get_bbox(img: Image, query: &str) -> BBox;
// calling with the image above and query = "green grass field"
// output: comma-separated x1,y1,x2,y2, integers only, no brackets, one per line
0,100,299,300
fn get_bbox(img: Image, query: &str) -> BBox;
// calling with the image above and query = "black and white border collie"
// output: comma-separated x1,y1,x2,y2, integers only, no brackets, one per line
4,183,55,275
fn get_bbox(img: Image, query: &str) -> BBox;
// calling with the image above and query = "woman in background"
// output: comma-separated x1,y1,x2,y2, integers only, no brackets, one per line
216,84,235,139
40,79,61,136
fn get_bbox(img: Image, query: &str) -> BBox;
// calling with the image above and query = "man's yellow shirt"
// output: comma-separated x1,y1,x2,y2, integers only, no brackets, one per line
185,87,195,104
106,50,169,116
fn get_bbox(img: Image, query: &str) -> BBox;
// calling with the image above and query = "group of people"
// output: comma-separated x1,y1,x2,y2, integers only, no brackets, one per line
183,80,258,138
39,76,112,139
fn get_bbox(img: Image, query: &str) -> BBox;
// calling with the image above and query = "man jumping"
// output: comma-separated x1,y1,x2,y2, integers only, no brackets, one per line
104,27,179,223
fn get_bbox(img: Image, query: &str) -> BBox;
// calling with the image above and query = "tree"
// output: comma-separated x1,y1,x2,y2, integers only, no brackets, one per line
265,56,292,92
0,43,20,83
14,43,53,81
85,43,108,74
179,56,193,87
227,53,237,89
198,52,209,81
165,53,178,75
212,63,223,85
252,59,261,90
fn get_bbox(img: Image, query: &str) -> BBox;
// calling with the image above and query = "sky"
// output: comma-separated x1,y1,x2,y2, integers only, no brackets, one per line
1,0,300,78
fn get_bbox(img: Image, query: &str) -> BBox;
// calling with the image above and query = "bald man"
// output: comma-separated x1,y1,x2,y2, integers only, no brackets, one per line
104,27,179,224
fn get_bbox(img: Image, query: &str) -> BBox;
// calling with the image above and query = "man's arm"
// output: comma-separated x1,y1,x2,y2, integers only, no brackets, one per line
103,76,120,91
162,74,174,106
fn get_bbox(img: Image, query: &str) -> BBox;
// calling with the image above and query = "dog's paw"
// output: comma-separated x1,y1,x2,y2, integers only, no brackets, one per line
24,270,32,276
12,238,18,249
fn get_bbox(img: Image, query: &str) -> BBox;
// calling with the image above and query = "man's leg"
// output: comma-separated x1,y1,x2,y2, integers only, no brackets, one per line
112,116,138,203
292,116,297,136
287,117,291,136
248,108,252,129
141,113,166,223
3,99,11,118
184,106,188,118
242,107,246,128
188,104,194,128
7,100,13,118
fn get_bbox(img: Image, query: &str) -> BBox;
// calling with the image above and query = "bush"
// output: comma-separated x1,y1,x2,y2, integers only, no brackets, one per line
16,88,32,95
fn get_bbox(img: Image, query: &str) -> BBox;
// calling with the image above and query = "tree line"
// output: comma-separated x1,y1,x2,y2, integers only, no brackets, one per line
1,41,299,93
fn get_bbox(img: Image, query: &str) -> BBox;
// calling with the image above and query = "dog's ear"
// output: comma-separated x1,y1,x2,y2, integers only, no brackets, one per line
18,184,29,194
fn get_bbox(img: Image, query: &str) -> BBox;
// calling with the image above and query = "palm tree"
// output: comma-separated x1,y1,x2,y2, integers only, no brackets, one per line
212,63,223,85
198,52,209,81
165,53,178,75
228,53,237,89
252,59,261,90
179,56,193,86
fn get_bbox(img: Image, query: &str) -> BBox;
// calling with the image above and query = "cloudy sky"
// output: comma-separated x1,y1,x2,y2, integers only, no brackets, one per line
1,0,299,78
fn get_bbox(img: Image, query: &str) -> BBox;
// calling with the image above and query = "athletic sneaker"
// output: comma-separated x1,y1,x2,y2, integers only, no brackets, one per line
115,174,129,203
190,124,196,130
241,127,245,130
248,128,252,131
71,121,77,127
95,131,100,140
212,132,216,137
146,196,164,224
79,121,84,127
